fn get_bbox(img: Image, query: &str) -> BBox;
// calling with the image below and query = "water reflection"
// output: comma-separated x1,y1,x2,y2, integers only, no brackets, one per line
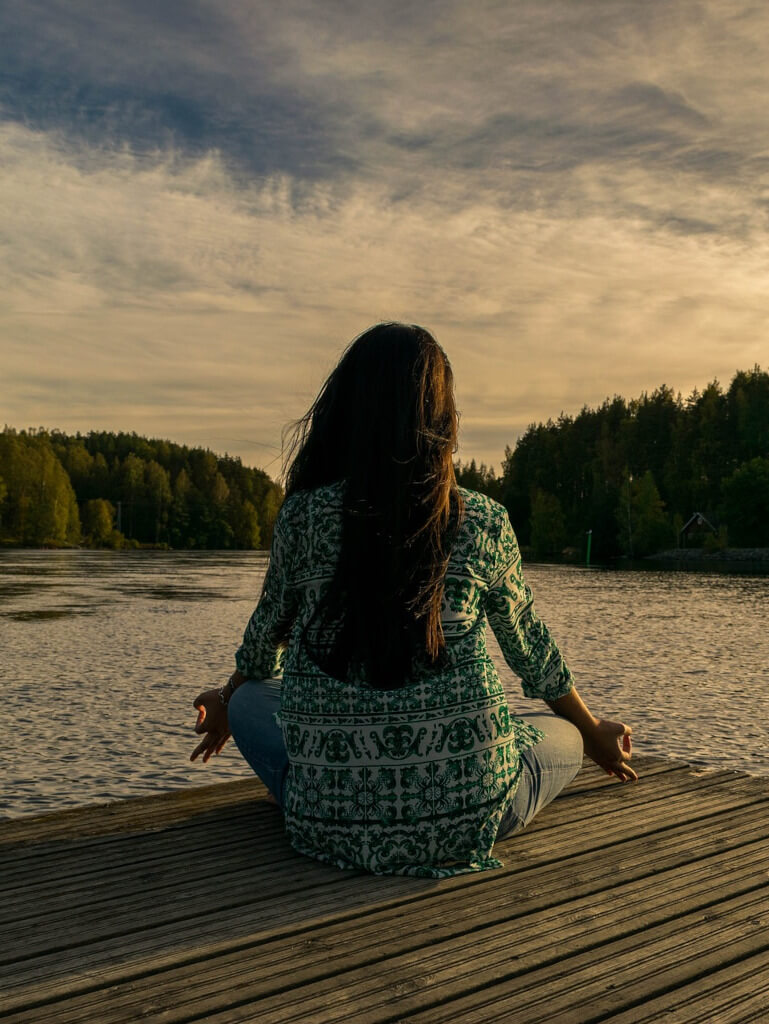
4,607,97,621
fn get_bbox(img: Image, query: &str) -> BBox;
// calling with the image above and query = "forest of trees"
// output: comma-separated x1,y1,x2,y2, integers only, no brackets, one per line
0,428,283,550
456,365,769,561
3,364,767,557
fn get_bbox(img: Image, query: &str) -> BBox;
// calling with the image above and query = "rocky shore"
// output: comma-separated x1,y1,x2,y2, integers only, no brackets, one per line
650,547,769,563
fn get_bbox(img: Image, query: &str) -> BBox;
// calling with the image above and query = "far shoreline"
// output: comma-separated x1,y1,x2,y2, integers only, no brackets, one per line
520,546,769,575
5,544,769,575
0,542,270,553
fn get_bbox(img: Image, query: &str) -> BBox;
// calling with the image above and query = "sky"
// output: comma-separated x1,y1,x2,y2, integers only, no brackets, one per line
2,0,768,478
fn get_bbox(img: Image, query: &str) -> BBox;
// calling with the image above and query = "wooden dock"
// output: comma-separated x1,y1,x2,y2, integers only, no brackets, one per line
2,754,769,1023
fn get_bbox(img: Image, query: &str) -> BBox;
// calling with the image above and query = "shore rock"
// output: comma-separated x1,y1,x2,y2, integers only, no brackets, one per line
650,548,769,563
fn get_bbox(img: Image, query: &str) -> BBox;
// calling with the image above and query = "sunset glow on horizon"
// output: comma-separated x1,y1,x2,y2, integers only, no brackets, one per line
2,1,768,475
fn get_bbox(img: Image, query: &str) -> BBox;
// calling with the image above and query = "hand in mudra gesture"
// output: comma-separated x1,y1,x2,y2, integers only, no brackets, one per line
190,688,231,763
583,719,636,782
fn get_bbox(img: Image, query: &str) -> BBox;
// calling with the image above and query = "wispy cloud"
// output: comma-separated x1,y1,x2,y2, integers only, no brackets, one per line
2,1,768,470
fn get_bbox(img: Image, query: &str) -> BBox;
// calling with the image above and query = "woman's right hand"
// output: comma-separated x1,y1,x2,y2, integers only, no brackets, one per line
190,688,231,763
583,719,637,782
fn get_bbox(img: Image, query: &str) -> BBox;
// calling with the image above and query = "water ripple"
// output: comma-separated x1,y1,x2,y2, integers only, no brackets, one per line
2,550,767,818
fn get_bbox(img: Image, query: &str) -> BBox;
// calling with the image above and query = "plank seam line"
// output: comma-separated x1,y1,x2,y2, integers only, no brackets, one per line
559,765,702,797
3,803,769,975
585,937,769,1024
0,766,742,872
0,780,711,891
524,773,750,829
4,784,765,897
4,855,768,1017
0,806,274,859
5,811,769,942
152,882,769,1024
0,842,304,903
0,757,682,847
374,900,769,1024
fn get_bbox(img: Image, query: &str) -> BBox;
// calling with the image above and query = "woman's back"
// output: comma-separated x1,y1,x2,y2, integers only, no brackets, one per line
193,322,635,879
236,481,574,877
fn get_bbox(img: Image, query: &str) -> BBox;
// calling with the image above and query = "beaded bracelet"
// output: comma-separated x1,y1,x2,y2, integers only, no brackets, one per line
217,675,238,706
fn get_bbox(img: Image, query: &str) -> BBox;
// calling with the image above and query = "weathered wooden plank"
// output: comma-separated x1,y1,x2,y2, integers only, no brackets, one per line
0,808,282,903
361,894,769,1024
0,754,675,857
4,778,765,978
0,801,272,870
0,763,728,915
601,945,769,1023
520,765,736,828
7,834,768,1024
0,816,290,909
4,792,769,1020
4,769,763,965
0,757,690,899
2,758,767,1024
511,897,769,1024
126,877,768,1024
343,890,769,1024
0,766,682,912
560,756,684,795
0,796,274,886
0,778,266,846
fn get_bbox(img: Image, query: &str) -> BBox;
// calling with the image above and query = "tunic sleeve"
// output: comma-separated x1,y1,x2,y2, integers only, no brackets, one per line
484,506,574,701
235,510,296,679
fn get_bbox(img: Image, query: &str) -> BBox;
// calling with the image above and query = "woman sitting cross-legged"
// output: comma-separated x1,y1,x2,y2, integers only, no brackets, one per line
191,322,636,878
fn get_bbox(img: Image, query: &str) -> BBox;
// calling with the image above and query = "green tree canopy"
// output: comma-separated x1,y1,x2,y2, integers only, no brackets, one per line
721,458,769,547
530,489,566,557
465,365,769,559
82,498,116,546
0,427,282,550
617,470,673,558
0,431,80,545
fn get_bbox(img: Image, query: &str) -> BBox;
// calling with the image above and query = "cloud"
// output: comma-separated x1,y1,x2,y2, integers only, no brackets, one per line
4,0,767,202
2,1,769,470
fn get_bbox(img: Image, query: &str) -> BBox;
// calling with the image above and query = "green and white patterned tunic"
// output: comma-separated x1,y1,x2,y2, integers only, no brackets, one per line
235,484,573,878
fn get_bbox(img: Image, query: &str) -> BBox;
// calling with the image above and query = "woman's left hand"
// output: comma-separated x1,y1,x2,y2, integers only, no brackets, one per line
190,688,231,763
583,719,637,782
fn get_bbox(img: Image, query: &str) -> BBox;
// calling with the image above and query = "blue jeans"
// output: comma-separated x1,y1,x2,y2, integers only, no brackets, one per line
228,680,288,806
227,680,583,836
496,711,583,837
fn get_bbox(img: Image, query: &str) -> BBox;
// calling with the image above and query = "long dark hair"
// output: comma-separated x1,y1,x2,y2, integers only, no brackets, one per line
284,322,463,689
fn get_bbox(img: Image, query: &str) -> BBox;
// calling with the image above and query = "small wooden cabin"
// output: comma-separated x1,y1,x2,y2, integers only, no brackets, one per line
679,512,717,546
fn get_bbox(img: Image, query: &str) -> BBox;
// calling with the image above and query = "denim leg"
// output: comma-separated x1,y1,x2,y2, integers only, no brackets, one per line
497,712,584,838
227,679,289,807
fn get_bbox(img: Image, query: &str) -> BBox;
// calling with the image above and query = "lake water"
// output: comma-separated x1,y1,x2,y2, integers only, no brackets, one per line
2,549,768,819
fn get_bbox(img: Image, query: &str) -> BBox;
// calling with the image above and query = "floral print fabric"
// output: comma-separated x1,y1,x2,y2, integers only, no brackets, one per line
235,484,574,877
